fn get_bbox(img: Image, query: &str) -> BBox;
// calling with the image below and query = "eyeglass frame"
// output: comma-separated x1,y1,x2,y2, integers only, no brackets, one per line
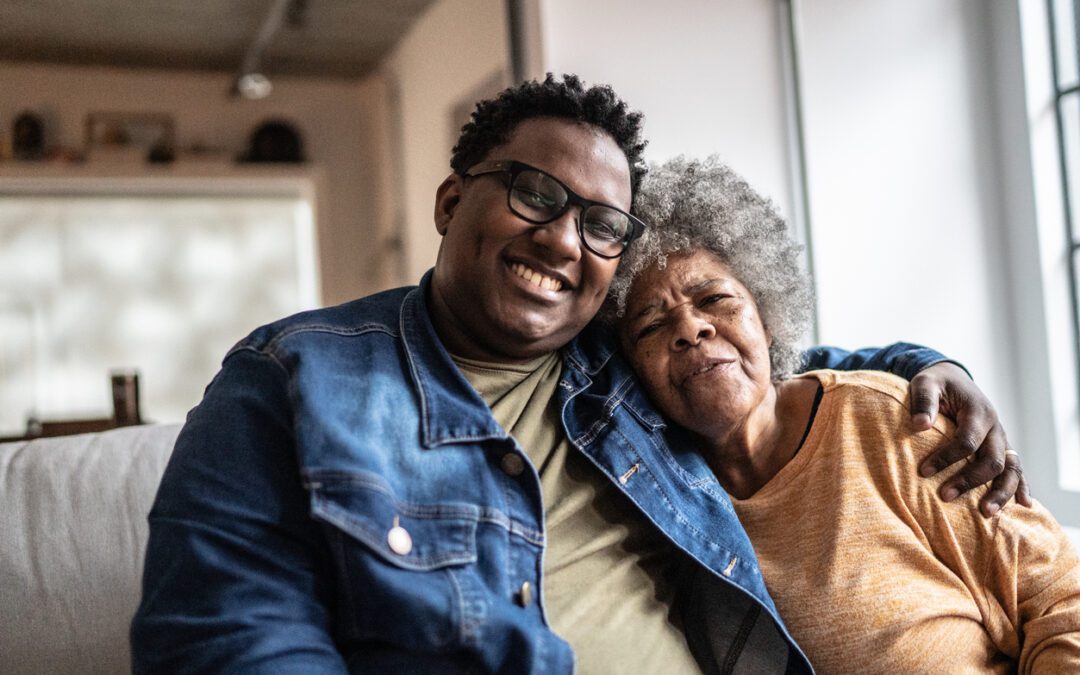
461,159,646,259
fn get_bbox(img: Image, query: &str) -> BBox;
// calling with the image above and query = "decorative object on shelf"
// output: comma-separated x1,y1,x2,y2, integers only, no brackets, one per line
13,112,46,161
111,371,142,426
147,143,175,164
85,112,175,164
0,118,10,161
240,120,304,163
0,371,144,443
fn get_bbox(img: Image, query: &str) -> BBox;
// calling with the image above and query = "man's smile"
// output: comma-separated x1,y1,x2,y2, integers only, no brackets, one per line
509,261,568,292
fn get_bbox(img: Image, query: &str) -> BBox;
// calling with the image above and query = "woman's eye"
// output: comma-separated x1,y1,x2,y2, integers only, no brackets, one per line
636,323,661,341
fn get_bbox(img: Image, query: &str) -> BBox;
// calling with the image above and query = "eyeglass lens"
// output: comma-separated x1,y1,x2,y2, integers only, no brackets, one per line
509,170,632,257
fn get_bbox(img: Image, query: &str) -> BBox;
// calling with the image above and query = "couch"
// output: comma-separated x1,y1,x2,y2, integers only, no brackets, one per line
0,424,180,674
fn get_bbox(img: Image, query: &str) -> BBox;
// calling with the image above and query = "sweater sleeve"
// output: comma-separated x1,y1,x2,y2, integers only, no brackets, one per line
904,429,1080,671
979,501,1080,673
912,433,1080,671
832,372,1080,672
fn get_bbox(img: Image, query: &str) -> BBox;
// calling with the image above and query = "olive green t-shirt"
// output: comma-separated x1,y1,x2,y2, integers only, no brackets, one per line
452,352,700,674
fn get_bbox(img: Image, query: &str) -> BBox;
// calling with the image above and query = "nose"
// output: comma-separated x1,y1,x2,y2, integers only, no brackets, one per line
532,207,583,261
671,309,716,350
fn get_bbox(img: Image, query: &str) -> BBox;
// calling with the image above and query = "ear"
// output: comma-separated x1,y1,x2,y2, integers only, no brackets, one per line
434,173,464,236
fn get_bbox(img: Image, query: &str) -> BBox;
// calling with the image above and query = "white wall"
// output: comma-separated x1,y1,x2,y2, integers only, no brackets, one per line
539,0,796,218
383,0,511,284
797,1,1020,437
0,61,390,305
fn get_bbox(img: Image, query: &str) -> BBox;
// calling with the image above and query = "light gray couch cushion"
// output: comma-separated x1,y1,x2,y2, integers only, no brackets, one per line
0,424,179,674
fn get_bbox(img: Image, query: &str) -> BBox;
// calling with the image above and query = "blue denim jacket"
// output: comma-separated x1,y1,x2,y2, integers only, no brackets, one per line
132,272,947,674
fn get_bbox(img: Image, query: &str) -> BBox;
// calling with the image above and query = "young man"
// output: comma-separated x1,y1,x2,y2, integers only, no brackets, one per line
132,75,1026,673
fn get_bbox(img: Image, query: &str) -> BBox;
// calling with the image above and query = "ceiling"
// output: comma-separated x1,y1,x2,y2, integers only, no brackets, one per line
0,0,438,79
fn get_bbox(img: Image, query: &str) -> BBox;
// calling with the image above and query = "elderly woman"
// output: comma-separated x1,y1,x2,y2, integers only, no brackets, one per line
610,156,1080,673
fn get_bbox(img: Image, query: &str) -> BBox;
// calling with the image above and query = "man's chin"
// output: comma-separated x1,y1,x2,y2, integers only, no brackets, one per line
486,321,578,361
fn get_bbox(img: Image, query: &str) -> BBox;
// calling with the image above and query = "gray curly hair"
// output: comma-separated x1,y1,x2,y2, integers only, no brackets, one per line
607,155,814,379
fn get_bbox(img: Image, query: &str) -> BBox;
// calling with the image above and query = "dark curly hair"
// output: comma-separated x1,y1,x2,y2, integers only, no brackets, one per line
450,73,648,204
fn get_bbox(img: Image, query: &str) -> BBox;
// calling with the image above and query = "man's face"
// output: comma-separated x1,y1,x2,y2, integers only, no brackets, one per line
429,117,631,363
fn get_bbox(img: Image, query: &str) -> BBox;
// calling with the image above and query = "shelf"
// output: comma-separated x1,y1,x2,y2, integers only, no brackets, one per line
0,162,324,198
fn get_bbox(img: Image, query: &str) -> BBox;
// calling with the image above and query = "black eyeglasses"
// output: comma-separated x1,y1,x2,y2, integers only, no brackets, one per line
462,159,646,259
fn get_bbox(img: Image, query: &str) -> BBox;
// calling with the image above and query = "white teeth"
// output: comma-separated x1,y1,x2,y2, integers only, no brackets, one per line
511,263,563,291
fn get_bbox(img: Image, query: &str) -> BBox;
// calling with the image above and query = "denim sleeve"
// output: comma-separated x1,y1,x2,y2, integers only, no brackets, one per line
799,342,964,381
131,348,347,673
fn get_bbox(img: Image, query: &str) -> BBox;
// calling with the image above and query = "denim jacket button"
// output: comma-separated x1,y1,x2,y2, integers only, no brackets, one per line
500,452,525,477
517,581,533,607
387,524,413,556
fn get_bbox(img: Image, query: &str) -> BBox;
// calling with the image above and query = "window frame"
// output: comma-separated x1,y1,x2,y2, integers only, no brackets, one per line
1046,0,1080,422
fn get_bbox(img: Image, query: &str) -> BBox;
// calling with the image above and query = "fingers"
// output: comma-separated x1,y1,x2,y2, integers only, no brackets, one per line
917,381,996,478
918,413,991,478
1012,453,1033,507
933,424,1036,518
910,362,1028,516
976,451,1027,515
937,445,1005,504
908,371,941,432
934,421,1006,497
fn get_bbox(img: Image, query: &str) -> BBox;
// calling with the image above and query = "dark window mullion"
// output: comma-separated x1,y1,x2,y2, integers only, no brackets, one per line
1050,0,1080,423
1072,0,1080,85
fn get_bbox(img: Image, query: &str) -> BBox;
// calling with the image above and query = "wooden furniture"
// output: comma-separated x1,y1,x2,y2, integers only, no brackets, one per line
0,373,143,442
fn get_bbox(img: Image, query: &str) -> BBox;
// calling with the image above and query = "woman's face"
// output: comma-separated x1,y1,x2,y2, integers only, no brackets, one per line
619,249,773,439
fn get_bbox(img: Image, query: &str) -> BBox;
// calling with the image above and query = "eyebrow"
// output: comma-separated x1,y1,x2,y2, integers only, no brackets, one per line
631,277,723,319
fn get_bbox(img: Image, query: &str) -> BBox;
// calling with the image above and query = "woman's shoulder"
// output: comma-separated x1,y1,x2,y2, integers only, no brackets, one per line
798,369,955,438
797,370,970,511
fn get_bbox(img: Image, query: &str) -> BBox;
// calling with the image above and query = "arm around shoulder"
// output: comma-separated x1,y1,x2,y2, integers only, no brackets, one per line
131,346,347,673
800,342,949,380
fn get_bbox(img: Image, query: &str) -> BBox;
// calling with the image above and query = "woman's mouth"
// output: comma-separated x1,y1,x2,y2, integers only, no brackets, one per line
681,358,736,386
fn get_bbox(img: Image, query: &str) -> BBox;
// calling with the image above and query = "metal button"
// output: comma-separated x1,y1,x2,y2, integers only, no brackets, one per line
387,519,412,556
517,581,533,607
500,452,525,477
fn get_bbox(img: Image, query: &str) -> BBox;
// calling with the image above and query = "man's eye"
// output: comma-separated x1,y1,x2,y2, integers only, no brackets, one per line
700,294,729,307
584,220,622,241
513,188,556,208
584,211,629,241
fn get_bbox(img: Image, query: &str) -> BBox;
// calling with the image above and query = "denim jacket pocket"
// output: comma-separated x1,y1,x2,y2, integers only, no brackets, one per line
308,473,482,651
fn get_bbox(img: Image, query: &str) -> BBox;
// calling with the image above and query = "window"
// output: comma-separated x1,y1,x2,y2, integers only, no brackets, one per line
1008,0,1080,538
1047,0,1080,416
0,174,319,436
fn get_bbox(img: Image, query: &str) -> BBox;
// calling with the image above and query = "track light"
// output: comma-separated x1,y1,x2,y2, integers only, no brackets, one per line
231,0,293,99
236,72,273,100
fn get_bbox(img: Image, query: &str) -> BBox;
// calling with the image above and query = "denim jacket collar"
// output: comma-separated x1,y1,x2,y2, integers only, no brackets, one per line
399,272,511,448
562,320,667,431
